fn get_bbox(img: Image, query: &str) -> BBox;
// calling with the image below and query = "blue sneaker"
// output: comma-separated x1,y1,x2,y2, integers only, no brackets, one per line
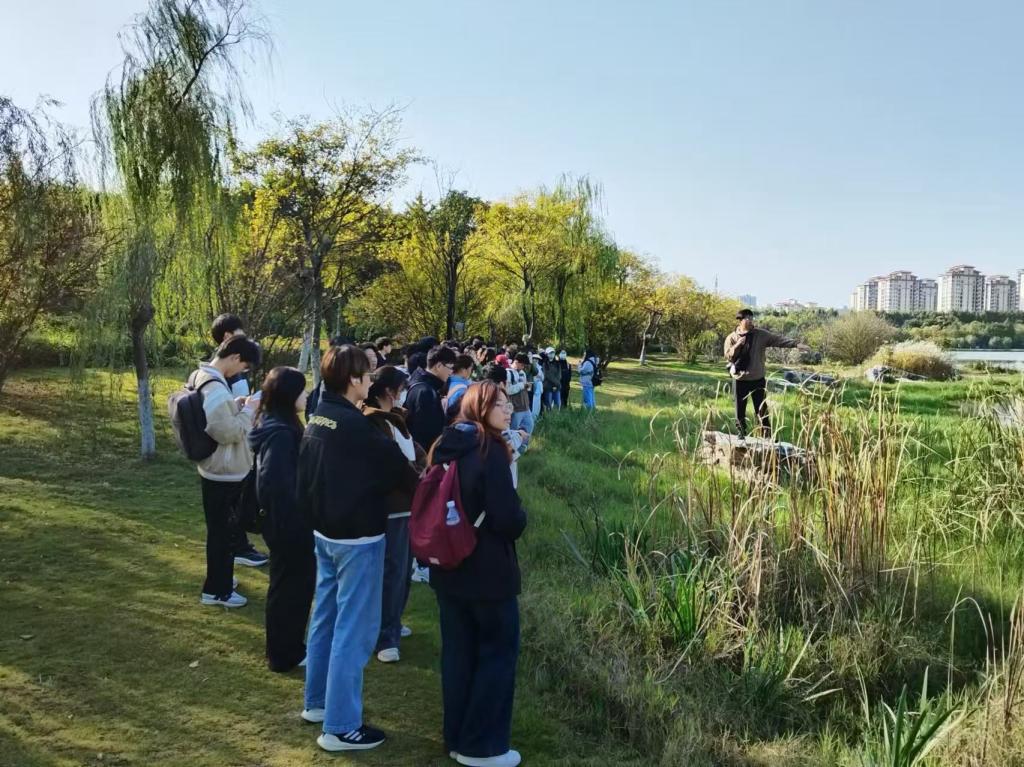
234,547,268,567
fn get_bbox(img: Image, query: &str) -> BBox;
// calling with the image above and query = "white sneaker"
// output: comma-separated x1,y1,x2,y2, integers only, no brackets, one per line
301,708,325,723
297,656,307,667
456,750,521,767
401,625,413,638
377,648,400,663
200,591,247,608
411,564,430,583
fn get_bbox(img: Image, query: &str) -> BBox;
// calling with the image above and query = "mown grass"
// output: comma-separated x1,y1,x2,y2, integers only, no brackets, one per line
0,369,643,767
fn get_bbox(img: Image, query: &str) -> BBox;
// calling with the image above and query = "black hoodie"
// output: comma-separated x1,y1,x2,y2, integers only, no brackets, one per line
428,422,527,601
405,368,447,452
248,415,308,545
298,391,419,540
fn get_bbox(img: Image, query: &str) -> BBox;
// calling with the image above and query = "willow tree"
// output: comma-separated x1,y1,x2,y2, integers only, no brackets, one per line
91,0,266,458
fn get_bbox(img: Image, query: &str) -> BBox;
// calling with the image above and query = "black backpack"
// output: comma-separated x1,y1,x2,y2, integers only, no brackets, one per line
584,357,604,387
168,373,225,461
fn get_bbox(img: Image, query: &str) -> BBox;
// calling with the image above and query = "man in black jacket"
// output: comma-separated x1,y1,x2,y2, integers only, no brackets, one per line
296,344,420,753
405,345,456,451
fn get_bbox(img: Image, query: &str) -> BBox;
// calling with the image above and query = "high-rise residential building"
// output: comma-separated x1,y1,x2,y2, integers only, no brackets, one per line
917,279,937,311
851,277,882,311
738,294,757,308
1017,269,1024,311
985,275,1018,312
938,265,985,313
876,271,920,312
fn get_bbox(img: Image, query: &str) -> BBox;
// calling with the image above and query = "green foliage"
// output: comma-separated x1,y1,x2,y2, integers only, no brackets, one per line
857,669,965,767
0,97,99,392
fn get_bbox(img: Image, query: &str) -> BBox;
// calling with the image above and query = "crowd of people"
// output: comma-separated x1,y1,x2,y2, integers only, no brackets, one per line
182,317,602,766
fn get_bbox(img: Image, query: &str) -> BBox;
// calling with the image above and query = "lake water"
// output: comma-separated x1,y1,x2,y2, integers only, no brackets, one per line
949,349,1024,368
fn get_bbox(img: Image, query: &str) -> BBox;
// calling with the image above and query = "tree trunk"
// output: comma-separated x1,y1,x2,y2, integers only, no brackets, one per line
130,305,156,460
298,323,312,372
310,270,323,387
445,264,457,340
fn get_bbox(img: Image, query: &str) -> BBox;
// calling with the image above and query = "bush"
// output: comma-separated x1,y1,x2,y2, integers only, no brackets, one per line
869,341,957,380
821,312,898,365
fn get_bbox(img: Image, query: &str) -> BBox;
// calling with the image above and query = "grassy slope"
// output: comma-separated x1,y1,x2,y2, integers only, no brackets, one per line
0,370,643,767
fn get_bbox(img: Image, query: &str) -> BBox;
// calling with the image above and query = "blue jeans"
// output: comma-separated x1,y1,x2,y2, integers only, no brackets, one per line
436,592,520,758
304,536,385,734
531,385,542,419
510,409,534,435
377,516,412,652
581,383,596,409
543,389,561,410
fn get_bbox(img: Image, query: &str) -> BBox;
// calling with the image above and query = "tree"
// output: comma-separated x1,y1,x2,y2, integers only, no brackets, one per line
234,111,417,383
345,191,488,341
0,98,100,392
660,276,740,362
91,0,266,458
821,312,898,365
583,251,658,364
475,192,571,338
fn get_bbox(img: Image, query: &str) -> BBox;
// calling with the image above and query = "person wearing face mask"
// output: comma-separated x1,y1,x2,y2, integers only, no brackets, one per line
557,351,572,409
249,366,313,672
362,365,426,663
405,345,457,451
297,346,420,753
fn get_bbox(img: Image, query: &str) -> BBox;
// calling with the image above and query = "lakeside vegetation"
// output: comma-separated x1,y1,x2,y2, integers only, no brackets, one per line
5,359,1024,765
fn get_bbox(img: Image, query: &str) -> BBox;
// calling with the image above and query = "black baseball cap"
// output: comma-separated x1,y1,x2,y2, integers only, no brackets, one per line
736,308,755,320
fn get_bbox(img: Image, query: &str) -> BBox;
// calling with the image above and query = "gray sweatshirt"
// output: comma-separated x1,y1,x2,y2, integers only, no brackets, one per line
723,328,799,381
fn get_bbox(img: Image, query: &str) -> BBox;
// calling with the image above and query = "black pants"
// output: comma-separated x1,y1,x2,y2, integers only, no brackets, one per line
436,592,520,758
734,377,769,438
561,380,570,408
264,526,316,672
200,477,244,597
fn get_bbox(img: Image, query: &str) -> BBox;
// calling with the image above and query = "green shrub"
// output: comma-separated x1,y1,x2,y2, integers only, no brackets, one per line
869,341,957,380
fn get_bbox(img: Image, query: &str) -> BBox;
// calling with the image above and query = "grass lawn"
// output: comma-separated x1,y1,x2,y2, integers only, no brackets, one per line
0,369,643,767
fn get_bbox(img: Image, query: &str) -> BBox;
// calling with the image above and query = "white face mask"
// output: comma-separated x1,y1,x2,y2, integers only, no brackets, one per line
396,389,407,407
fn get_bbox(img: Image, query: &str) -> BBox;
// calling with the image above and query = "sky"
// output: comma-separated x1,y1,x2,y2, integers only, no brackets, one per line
4,0,1023,307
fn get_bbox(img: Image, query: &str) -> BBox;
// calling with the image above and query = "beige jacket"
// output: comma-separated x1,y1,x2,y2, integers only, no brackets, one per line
723,328,798,381
192,365,254,482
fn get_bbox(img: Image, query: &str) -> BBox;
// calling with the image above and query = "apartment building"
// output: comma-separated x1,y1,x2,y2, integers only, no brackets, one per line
937,265,985,313
985,275,1018,312
876,271,919,312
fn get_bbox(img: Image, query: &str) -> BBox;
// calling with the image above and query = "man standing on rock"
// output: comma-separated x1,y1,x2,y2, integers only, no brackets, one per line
723,308,809,440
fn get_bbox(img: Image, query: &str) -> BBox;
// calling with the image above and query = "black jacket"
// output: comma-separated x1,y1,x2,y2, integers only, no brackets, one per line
428,423,527,601
249,415,309,545
405,369,446,452
298,391,419,540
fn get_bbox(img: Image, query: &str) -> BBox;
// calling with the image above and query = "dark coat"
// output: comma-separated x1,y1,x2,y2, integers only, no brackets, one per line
298,391,419,540
362,405,426,515
405,369,447,453
428,423,527,601
249,415,309,545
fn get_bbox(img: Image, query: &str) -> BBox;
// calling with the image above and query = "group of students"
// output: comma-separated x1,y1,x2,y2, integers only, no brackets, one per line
187,319,600,766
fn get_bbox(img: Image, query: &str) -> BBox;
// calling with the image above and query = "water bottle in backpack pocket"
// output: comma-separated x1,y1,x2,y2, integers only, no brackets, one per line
409,461,485,569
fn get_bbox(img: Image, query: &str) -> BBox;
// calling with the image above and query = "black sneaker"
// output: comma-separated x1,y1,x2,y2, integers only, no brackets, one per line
317,725,386,752
234,547,268,567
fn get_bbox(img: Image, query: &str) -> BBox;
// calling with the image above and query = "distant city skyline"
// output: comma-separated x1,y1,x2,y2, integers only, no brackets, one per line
851,264,1023,313
4,1,1024,307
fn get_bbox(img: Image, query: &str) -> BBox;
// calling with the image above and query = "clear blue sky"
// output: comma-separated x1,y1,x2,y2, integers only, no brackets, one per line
5,0,1024,307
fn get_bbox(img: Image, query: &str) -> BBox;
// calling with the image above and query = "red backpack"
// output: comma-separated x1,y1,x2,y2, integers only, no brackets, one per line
409,460,484,569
